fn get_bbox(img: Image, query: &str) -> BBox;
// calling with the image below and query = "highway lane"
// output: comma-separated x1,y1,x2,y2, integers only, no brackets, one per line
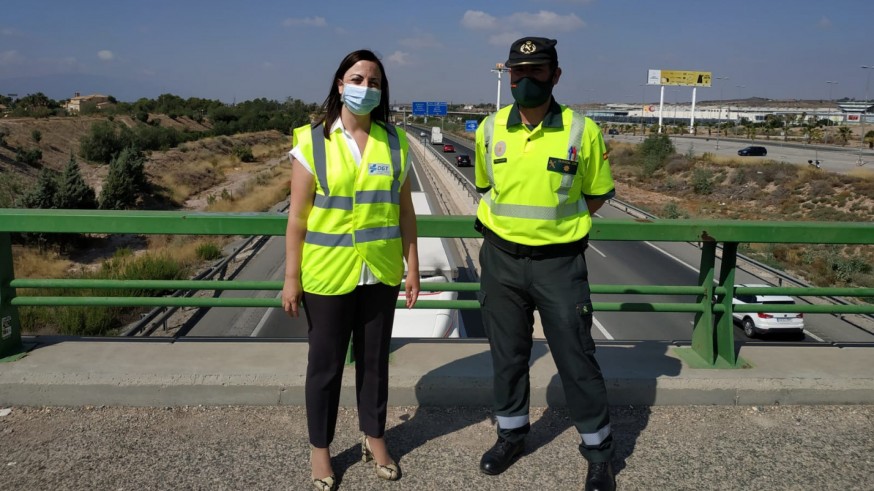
183,124,873,345
607,133,873,174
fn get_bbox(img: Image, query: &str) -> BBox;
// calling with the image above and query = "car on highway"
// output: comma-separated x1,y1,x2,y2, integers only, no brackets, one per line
607,128,619,135
731,284,804,338
455,154,471,167
737,146,767,156
443,144,455,153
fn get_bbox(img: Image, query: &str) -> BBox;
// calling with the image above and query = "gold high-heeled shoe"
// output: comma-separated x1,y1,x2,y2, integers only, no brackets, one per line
311,474,337,491
362,434,400,481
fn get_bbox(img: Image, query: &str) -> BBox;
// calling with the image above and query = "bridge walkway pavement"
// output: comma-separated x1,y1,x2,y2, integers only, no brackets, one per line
1,338,873,490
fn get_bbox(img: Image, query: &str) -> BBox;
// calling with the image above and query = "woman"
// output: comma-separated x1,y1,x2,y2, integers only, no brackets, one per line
282,49,420,491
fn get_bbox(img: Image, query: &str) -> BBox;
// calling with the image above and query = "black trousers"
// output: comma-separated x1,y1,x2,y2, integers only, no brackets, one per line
303,282,399,448
478,237,614,462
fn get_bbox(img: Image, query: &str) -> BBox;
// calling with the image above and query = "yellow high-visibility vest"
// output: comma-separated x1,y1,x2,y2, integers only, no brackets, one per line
292,121,408,295
475,103,615,246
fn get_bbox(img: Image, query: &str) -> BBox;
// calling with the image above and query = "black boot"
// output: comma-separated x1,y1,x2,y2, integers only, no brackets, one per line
584,461,615,491
479,437,524,475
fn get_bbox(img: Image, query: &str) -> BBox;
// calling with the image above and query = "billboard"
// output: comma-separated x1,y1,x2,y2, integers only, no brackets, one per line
647,69,712,87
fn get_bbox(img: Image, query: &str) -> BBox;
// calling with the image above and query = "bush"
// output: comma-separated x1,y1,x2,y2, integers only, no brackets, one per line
662,202,687,218
15,147,42,166
196,242,223,261
232,144,255,163
79,120,132,164
692,168,714,195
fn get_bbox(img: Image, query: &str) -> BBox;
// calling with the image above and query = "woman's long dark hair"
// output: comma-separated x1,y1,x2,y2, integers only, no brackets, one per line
315,49,391,138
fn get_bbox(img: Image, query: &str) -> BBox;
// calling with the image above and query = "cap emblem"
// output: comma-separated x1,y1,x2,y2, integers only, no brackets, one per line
520,41,537,54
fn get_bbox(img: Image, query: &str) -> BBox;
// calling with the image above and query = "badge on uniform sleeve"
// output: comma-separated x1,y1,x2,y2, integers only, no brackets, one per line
368,163,391,176
546,157,578,175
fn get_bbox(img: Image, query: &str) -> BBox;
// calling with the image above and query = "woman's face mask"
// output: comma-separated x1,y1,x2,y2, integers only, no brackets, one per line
341,83,382,115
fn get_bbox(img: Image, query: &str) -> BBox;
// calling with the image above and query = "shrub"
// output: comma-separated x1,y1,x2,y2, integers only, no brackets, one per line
15,147,42,166
196,242,223,261
233,144,255,162
692,168,714,194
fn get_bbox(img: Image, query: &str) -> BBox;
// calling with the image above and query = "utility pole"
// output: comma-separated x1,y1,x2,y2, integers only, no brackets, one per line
490,63,509,111
714,77,729,150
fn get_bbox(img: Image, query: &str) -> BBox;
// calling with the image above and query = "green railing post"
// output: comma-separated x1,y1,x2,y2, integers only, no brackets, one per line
715,242,738,366
0,233,24,359
691,241,717,364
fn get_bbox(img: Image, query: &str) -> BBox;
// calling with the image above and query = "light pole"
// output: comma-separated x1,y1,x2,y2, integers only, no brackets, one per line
735,84,746,138
490,63,509,110
639,83,647,139
825,80,838,144
860,65,874,165
714,76,728,150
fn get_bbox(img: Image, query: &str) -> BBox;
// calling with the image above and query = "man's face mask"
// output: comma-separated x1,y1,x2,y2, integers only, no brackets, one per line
510,72,554,108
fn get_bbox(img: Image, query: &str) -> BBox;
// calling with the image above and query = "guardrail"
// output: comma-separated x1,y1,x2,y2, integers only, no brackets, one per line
1,209,873,367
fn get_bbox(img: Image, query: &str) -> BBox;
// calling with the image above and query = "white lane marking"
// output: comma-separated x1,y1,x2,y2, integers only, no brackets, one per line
643,240,700,274
589,244,606,258
804,330,825,342
593,315,614,340
250,293,281,337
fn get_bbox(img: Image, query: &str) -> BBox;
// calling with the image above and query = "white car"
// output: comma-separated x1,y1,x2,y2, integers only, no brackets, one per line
731,284,804,337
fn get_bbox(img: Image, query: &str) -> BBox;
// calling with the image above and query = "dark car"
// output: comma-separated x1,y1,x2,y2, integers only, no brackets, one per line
607,128,619,135
455,154,471,167
737,146,767,156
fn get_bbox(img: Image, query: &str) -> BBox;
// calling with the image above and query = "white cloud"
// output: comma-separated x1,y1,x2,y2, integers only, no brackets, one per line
488,32,523,47
461,10,499,30
462,9,585,33
97,50,114,61
0,50,24,65
399,34,442,49
818,16,832,29
282,16,327,27
507,10,585,31
386,51,411,65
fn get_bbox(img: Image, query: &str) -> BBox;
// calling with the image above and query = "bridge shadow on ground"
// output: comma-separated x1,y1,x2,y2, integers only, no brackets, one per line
373,340,681,478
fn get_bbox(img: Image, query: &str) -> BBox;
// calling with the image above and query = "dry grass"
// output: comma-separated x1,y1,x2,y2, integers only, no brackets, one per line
205,164,291,212
12,246,72,278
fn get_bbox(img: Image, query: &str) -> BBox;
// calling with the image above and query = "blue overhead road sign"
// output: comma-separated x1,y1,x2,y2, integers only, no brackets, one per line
412,101,426,115
465,120,478,132
427,102,447,116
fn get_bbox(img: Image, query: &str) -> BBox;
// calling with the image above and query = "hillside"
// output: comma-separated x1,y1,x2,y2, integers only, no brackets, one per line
0,115,290,208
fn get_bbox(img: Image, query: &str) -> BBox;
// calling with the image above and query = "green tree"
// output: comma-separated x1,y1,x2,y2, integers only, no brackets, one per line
31,129,42,145
99,146,147,210
56,153,97,209
18,167,59,209
79,120,132,164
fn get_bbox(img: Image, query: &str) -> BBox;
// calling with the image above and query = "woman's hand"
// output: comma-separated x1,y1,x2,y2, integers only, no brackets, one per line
281,278,303,317
405,275,420,309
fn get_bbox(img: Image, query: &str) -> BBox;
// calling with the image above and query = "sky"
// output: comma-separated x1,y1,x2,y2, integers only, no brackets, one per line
2,0,874,106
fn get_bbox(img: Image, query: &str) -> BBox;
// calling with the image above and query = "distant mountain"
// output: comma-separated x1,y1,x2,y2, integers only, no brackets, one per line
0,73,179,103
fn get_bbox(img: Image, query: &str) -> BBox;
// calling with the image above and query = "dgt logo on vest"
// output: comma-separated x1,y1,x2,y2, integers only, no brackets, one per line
368,163,391,176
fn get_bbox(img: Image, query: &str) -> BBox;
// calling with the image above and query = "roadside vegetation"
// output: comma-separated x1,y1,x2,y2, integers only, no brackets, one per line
607,134,874,298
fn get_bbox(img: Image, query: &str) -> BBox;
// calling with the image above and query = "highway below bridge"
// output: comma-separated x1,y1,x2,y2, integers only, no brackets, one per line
178,124,874,346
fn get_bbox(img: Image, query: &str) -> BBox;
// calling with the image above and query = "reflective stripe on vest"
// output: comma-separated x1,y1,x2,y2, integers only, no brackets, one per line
306,124,402,247
482,110,588,220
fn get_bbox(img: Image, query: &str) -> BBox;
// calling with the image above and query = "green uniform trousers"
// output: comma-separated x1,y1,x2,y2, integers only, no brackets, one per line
478,235,614,462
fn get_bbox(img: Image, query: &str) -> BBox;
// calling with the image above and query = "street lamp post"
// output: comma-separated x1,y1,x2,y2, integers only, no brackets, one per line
860,65,874,165
490,63,510,111
640,83,647,140
825,80,838,144
735,85,746,139
714,76,728,150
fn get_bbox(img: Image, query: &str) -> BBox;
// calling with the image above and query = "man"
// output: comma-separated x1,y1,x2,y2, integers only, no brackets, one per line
474,37,617,491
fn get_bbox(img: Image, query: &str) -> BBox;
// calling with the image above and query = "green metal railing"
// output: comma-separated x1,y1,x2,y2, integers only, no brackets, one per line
1,209,872,367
